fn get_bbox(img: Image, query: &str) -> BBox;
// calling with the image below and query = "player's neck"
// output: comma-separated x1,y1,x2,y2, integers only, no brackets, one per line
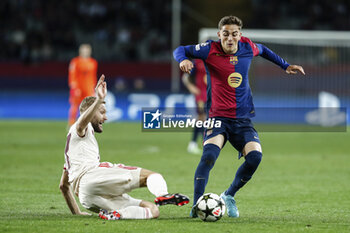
223,46,238,54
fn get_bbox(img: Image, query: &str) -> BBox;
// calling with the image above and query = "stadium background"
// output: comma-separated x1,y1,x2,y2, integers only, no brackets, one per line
0,1,349,232
0,0,349,127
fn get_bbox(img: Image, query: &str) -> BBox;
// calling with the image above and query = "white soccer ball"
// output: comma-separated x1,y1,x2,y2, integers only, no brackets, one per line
196,193,226,222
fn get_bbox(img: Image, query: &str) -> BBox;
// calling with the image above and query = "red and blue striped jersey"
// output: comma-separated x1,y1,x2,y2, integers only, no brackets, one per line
174,36,290,119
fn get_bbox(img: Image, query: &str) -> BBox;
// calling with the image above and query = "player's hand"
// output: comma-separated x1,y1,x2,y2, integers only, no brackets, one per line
286,65,305,75
179,59,194,74
95,74,107,100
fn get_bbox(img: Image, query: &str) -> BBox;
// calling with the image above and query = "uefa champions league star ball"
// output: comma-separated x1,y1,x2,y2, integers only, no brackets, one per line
196,193,226,222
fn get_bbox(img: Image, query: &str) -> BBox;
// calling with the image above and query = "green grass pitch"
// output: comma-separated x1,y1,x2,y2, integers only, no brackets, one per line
0,121,349,233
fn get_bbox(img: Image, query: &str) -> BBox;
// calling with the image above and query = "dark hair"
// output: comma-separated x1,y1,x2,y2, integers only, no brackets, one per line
79,96,105,113
218,15,243,30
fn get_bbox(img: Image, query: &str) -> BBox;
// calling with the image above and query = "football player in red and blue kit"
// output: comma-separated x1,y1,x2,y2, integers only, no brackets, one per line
173,15,305,218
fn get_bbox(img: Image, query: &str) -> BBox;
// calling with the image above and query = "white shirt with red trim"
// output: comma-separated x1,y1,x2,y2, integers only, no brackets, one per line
64,122,100,194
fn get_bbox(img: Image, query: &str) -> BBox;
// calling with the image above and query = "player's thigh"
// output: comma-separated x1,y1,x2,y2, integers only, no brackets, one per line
80,166,141,196
242,141,262,156
79,194,113,213
203,117,229,149
227,119,261,157
203,134,225,149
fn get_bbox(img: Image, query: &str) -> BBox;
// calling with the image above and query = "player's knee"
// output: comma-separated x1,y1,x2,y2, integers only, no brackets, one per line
201,144,221,167
140,169,157,187
245,151,262,168
140,201,159,219
151,205,160,219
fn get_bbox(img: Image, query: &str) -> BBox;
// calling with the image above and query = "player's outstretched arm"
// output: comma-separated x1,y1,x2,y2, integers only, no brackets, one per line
286,65,305,75
256,43,306,76
76,74,107,136
59,170,91,215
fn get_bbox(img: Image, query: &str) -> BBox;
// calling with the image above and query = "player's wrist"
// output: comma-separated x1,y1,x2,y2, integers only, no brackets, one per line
180,58,190,64
96,98,105,103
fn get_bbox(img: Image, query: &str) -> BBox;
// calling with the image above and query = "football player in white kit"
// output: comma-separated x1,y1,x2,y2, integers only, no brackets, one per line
59,75,189,220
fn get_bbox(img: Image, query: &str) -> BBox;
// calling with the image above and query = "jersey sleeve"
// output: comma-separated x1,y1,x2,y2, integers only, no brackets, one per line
256,44,290,70
244,38,260,57
173,41,212,63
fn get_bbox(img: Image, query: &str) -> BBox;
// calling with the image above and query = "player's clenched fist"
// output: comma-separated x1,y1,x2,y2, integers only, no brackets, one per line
179,59,194,74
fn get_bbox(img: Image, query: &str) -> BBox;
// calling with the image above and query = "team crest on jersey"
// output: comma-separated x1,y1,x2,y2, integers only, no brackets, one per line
230,56,238,65
227,72,242,88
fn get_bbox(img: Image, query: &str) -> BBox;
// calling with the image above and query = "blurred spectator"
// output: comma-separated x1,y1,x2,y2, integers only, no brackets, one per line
133,78,145,92
114,77,128,93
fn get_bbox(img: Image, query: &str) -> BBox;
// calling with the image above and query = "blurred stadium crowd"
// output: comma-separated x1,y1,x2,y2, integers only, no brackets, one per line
0,0,171,62
1,0,350,63
251,0,350,31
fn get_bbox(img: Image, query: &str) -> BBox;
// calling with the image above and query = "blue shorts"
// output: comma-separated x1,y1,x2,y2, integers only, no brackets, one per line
203,117,260,159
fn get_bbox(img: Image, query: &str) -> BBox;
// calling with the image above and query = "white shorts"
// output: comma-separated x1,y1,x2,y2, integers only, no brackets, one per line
78,163,142,212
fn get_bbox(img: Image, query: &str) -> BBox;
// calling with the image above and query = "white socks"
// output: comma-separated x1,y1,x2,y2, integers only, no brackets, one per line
146,173,168,197
119,206,153,219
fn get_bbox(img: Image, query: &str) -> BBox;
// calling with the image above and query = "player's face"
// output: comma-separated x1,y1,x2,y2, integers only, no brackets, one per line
79,44,92,58
91,104,107,133
218,24,241,54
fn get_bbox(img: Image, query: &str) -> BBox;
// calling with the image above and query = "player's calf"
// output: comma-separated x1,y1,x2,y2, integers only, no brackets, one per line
225,150,262,197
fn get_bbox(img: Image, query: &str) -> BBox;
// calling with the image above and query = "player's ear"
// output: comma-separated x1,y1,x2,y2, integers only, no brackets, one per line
217,31,221,39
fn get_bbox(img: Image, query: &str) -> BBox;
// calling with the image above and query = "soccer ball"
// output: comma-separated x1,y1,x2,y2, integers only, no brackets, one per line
196,193,226,222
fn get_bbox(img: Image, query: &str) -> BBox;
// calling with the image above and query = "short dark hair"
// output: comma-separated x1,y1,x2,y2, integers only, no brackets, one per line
218,15,243,30
79,96,106,113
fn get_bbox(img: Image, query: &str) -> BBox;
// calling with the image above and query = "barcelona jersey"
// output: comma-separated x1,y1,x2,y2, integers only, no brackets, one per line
173,37,290,119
